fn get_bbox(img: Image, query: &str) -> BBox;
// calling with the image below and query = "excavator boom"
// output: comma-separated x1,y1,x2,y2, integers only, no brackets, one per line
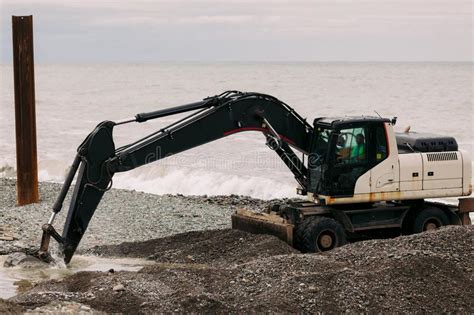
38,91,312,263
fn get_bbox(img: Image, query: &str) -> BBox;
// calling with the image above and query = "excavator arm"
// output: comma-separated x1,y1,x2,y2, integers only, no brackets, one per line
38,91,313,263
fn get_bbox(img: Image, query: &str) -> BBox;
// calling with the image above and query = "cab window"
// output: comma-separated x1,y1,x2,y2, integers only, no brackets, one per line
328,126,369,196
335,127,367,164
375,125,388,161
310,127,332,167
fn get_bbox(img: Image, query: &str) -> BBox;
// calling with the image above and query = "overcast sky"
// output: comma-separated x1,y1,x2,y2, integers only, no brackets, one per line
0,0,472,62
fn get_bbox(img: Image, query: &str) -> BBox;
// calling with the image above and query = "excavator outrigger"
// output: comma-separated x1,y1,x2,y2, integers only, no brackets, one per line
37,91,473,264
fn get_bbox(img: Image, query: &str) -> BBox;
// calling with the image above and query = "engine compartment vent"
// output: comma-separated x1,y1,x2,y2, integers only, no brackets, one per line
426,152,458,162
396,132,458,153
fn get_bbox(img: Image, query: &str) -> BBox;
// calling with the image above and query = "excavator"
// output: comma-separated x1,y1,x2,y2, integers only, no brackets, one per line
36,91,473,264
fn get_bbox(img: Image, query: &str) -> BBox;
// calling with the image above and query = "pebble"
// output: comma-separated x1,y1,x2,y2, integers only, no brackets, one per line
113,284,125,291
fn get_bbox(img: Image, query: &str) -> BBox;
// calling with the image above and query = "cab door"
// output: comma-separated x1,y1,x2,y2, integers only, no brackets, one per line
370,122,400,193
327,124,371,196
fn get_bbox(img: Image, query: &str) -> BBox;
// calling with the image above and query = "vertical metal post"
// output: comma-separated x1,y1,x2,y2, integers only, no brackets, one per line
12,15,39,205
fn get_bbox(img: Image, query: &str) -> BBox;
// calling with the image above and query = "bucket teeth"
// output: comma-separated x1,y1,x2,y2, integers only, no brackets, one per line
26,248,56,264
231,209,294,246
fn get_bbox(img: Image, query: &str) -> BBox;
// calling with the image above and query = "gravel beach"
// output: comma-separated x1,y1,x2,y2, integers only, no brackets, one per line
5,226,474,313
1,178,473,313
0,178,290,255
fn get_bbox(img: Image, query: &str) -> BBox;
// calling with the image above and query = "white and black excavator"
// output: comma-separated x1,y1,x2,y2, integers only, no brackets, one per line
36,91,473,264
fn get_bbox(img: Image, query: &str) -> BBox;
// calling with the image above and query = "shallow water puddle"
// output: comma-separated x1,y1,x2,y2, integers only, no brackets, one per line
0,255,151,299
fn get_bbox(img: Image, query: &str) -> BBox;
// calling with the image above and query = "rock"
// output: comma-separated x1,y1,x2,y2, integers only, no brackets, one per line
4,252,48,268
23,301,95,313
80,304,91,311
113,284,125,291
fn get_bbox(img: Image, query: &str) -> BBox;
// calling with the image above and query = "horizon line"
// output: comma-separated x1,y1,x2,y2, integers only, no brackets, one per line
0,60,473,65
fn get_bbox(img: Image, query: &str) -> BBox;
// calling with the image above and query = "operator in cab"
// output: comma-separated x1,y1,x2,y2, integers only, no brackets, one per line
350,134,365,161
336,134,350,161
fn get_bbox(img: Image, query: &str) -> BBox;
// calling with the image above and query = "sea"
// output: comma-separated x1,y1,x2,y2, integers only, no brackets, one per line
1,62,472,199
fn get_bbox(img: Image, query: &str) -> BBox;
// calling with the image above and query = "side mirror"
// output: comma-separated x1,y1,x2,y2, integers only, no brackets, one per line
391,117,397,125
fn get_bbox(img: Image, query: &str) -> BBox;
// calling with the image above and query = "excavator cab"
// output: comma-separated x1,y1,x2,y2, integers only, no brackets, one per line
308,117,391,200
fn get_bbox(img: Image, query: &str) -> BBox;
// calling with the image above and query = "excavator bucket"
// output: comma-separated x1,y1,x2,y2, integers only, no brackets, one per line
231,209,294,246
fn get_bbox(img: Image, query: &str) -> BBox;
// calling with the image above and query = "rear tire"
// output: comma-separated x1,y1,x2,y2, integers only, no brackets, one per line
295,217,347,253
411,207,449,234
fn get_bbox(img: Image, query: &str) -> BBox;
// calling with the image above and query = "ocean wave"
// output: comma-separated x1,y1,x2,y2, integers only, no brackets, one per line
0,164,15,178
0,162,297,199
112,167,297,199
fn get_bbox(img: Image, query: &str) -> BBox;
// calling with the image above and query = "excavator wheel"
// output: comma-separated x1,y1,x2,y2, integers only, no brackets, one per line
411,207,449,233
294,216,347,253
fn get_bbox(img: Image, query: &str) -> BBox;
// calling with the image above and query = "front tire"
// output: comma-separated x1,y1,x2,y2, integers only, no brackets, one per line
411,207,449,233
295,217,347,253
